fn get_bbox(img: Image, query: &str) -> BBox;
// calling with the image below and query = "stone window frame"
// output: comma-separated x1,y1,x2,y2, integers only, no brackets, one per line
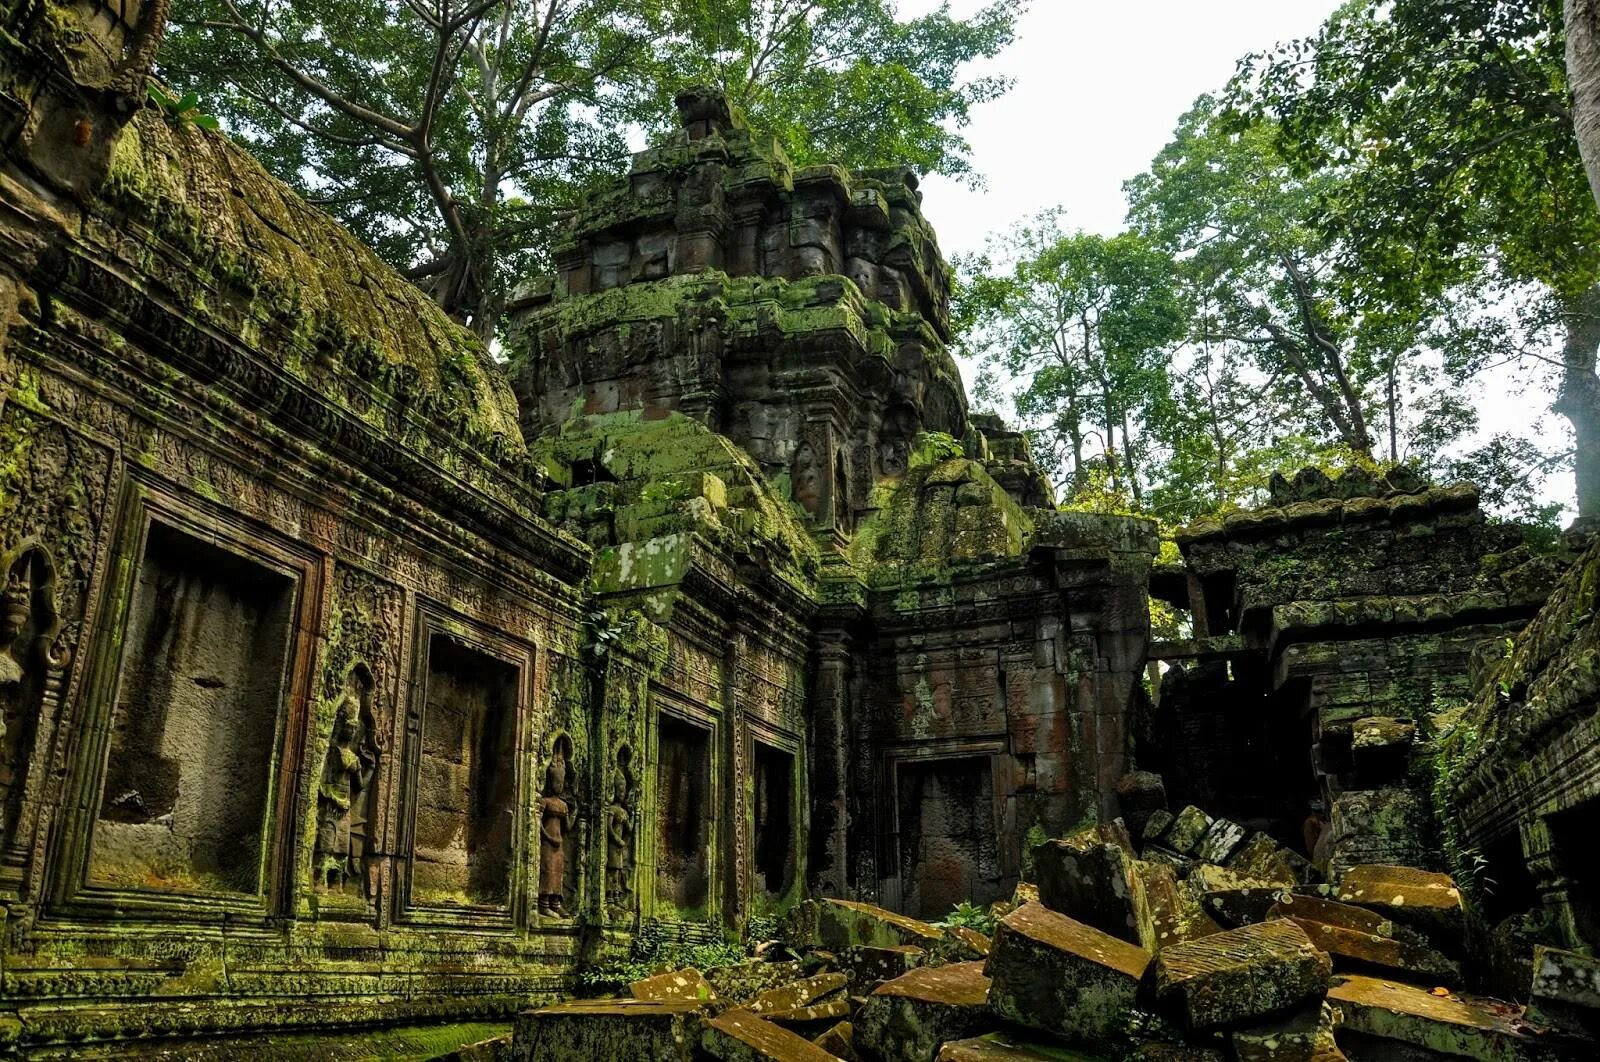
391,602,535,932
47,474,323,924
745,717,805,911
878,737,1007,915
641,687,721,926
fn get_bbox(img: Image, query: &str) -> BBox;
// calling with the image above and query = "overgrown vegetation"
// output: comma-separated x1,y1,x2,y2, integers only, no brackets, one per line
936,900,997,937
573,932,750,995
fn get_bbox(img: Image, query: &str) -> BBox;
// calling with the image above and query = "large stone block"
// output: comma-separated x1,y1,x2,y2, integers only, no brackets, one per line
1227,833,1311,887
1335,864,1464,941
1034,838,1142,944
1151,919,1330,1030
1230,1001,1344,1062
1526,945,1600,1041
812,898,945,952
700,1009,844,1062
1328,789,1427,874
1191,864,1288,930
1268,894,1459,981
1330,975,1564,1062
985,902,1150,1047
1138,859,1224,950
854,961,992,1062
1166,806,1215,855
512,1000,704,1061
631,967,719,1003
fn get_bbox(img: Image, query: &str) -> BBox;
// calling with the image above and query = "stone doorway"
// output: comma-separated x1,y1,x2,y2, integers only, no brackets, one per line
893,755,1001,920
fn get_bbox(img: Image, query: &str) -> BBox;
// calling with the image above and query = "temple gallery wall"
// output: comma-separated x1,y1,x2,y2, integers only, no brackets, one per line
3,1,1600,1056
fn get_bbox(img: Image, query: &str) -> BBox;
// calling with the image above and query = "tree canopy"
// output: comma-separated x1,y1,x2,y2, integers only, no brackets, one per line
161,0,1024,339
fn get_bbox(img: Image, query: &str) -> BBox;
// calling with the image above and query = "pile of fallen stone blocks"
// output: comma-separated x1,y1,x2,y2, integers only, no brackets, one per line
504,811,1600,1060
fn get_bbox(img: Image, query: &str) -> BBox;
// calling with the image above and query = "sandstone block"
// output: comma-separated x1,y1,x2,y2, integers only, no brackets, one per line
709,960,811,1004
1526,945,1600,1041
1328,789,1426,874
812,1021,857,1061
1194,819,1250,865
513,1000,703,1062
1151,919,1330,1029
631,967,719,1003
747,972,848,1016
1227,833,1311,887
1335,863,1464,940
1138,859,1223,950
1118,770,1169,840
1034,838,1142,944
985,902,1150,1046
854,961,992,1062
1350,716,1415,784
1167,806,1215,855
1268,893,1459,981
935,1031,1077,1060
837,945,924,995
1231,1001,1343,1062
1330,974,1563,1062
700,1009,844,1062
814,898,944,951
1144,809,1176,843
1190,864,1287,929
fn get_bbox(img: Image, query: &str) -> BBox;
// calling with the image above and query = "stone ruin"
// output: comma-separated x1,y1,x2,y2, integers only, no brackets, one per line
2,3,1600,1059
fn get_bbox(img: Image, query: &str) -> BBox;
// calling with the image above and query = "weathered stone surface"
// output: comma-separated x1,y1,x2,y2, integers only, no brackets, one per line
1144,809,1177,843
631,967,719,1003
854,961,992,1062
1152,919,1330,1029
1191,864,1288,930
1167,806,1215,855
1034,838,1142,944
1139,859,1224,950
936,1031,1099,1060
1335,864,1464,940
1269,894,1459,981
986,902,1150,1046
811,899,945,952
931,925,991,962
812,1021,857,1061
747,973,848,1016
1330,975,1565,1062
1228,833,1311,887
1526,946,1600,1041
837,946,925,995
1119,771,1170,841
700,1009,844,1062
1195,819,1250,866
513,1000,703,1062
710,962,813,1005
1231,1001,1344,1062
1350,717,1415,784
1328,789,1428,875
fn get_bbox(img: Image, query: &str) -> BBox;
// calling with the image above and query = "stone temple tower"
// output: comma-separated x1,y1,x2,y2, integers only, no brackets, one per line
508,88,1158,918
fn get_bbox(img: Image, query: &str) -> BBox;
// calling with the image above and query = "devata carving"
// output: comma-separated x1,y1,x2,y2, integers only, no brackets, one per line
0,541,60,852
605,745,636,913
538,735,574,916
316,664,379,898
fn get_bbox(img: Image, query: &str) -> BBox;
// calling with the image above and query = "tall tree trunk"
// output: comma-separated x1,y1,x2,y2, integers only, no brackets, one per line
1386,361,1399,464
1568,1,1600,211
1554,284,1600,523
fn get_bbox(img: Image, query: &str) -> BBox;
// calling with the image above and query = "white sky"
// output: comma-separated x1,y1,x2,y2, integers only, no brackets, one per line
897,0,1573,515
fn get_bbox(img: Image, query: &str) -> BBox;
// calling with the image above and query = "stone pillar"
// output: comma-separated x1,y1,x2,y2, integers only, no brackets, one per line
1524,815,1586,950
808,628,853,897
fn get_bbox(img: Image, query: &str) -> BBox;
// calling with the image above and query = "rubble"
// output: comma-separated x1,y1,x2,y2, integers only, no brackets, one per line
1269,894,1461,981
630,967,719,1003
811,899,946,952
1527,946,1600,1041
1033,836,1143,944
1230,1001,1343,1062
1151,919,1331,1030
813,1021,858,1060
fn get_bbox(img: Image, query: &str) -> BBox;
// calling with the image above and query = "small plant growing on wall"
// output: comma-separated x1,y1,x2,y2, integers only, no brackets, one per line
147,84,220,131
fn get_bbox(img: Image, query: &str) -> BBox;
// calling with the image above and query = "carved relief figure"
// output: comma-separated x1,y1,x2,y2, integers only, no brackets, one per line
315,666,379,896
538,737,574,915
0,542,59,851
792,443,821,518
604,746,635,910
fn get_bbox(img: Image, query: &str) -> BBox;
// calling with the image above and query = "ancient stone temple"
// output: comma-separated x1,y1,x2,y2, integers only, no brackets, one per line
8,2,1600,1058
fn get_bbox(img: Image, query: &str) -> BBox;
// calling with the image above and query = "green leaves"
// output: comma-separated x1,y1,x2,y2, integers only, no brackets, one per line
147,83,221,130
